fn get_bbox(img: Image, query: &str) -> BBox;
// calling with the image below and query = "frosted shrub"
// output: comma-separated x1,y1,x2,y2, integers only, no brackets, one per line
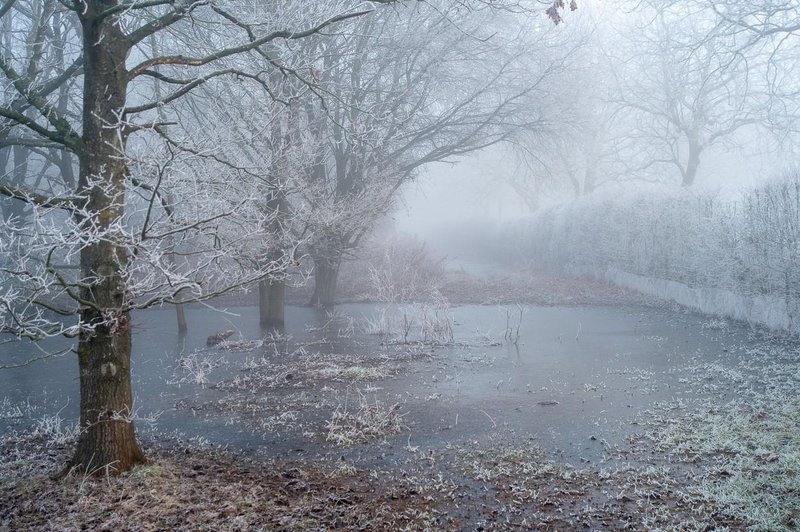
360,307,397,337
367,235,446,303
325,390,407,446
501,173,800,334
419,292,454,344
31,414,81,446
0,397,36,419
170,352,226,387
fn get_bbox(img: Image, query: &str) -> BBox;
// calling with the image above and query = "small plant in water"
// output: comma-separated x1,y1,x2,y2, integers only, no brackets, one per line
326,389,407,446
419,292,454,344
360,307,397,338
0,397,36,419
503,304,525,345
170,351,226,387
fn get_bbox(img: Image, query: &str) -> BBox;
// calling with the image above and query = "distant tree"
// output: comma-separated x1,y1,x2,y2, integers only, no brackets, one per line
295,4,568,308
493,11,621,204
705,0,800,45
704,0,800,135
611,2,773,186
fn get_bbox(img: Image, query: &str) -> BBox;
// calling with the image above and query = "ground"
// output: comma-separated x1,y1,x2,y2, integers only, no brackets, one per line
1,268,798,531
0,429,748,530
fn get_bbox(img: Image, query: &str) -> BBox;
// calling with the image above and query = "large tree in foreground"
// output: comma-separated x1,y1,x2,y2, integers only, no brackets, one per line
0,0,385,475
0,0,575,475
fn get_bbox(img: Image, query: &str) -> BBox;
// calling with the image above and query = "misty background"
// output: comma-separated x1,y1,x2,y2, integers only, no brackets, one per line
2,0,800,528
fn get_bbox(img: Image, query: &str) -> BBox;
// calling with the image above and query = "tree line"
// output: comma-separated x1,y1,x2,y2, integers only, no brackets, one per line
0,0,576,475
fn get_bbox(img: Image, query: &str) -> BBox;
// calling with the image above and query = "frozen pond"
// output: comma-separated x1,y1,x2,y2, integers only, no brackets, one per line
1,302,795,465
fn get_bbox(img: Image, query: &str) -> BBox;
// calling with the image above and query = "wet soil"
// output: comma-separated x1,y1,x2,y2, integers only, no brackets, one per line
1,274,797,530
0,431,746,531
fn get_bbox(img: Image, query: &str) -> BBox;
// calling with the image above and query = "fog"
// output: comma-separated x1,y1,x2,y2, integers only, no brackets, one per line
396,153,527,240
398,139,790,238
1,0,799,528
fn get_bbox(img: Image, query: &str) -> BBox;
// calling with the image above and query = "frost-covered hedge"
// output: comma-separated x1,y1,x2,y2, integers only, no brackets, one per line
502,174,800,333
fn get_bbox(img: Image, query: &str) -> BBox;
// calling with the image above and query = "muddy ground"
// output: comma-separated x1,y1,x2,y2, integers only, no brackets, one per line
1,270,798,531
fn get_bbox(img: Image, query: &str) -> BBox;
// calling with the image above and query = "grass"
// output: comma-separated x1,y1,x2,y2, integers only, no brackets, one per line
0,431,450,531
0,396,36,420
360,300,455,345
325,390,408,446
217,352,401,393
449,439,741,530
2,276,797,529
649,393,800,530
311,363,396,381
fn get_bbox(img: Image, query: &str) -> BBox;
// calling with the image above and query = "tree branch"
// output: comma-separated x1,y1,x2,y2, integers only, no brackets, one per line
125,0,208,45
0,54,82,150
0,180,77,211
127,8,374,79
0,0,16,19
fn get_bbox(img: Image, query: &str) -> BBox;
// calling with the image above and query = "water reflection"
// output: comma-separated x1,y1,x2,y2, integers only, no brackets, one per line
0,303,786,463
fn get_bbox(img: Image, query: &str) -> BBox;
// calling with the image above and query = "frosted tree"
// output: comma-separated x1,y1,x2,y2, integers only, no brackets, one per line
610,1,774,186
0,0,396,476
501,15,620,202
291,3,569,308
0,0,576,478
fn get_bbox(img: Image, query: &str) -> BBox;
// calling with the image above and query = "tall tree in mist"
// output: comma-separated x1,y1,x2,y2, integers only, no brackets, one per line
611,2,773,186
295,4,567,308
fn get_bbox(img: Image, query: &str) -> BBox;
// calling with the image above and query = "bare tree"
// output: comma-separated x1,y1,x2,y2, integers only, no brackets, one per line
0,0,391,475
704,0,800,135
610,1,773,186
293,4,567,308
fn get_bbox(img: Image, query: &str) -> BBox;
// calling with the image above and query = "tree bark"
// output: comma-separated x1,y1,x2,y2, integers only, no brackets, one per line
68,313,146,475
64,1,145,476
682,141,702,187
259,278,286,330
168,250,187,334
175,294,188,335
310,256,340,309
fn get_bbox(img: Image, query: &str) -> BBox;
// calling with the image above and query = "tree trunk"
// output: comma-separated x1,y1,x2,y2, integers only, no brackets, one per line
258,186,288,328
170,255,187,335
310,256,340,309
682,142,702,187
175,295,188,335
64,2,145,476
259,278,286,329
68,314,146,475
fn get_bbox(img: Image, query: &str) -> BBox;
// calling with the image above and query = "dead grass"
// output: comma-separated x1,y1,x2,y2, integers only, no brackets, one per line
450,440,743,530
638,393,800,530
1,427,748,532
0,432,451,531
215,351,402,393
325,390,408,446
623,335,800,531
